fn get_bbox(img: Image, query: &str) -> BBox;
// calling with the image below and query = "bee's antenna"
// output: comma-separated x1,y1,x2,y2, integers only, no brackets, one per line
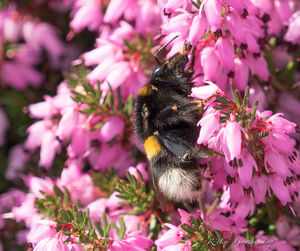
154,35,179,64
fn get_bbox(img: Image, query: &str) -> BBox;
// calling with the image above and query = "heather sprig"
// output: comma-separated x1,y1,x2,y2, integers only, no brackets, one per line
180,215,235,251
115,170,155,214
34,184,125,250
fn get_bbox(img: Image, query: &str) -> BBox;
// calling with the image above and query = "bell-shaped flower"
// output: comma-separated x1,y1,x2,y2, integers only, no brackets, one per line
269,174,292,206
222,118,242,161
215,36,235,72
98,116,124,142
203,0,222,32
238,150,257,189
200,47,219,81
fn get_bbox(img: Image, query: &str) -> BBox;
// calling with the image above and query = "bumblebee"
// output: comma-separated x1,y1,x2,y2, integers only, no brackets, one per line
134,40,202,204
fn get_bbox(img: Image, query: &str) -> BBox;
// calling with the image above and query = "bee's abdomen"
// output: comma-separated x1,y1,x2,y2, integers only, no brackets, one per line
151,155,201,202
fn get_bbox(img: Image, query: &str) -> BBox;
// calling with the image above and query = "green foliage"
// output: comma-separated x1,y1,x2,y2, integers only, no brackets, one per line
35,185,72,218
34,184,126,250
115,170,155,214
180,216,235,251
114,170,168,239
92,169,120,196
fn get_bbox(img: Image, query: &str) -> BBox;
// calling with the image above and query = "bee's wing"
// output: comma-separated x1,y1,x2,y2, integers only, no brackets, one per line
159,137,192,160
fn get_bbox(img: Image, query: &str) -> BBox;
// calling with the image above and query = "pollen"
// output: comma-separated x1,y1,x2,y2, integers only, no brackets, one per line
138,84,158,96
143,136,162,159
172,105,178,112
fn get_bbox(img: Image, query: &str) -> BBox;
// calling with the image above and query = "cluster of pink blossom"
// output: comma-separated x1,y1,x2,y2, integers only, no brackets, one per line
155,208,295,251
0,7,68,89
192,82,300,214
10,163,153,250
25,81,134,172
1,0,300,250
157,0,299,91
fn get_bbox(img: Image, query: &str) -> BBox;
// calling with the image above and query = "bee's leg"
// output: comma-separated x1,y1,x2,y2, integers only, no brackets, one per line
206,197,220,216
198,197,205,213
183,202,196,213
185,46,196,78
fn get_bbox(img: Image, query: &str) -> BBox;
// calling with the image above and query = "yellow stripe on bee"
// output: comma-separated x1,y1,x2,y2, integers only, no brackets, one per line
138,84,158,96
143,136,162,159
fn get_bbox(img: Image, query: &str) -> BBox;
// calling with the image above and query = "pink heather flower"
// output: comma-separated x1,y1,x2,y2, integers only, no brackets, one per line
268,9,284,36
67,242,84,251
26,176,54,198
274,0,294,23
57,161,96,205
128,162,148,182
68,126,90,158
0,62,44,90
284,10,300,45
83,44,116,66
278,92,300,124
187,14,207,46
161,0,191,13
238,150,257,189
249,83,267,111
39,130,61,169
260,113,297,155
203,0,222,32
104,0,161,34
0,189,26,211
24,23,64,67
13,44,40,65
0,107,9,146
276,216,300,246
25,121,48,150
269,174,292,206
70,0,102,33
200,47,219,81
105,192,125,212
215,36,235,72
196,107,220,145
134,0,161,34
104,0,132,23
226,12,246,46
264,149,292,178
29,99,53,119
110,231,153,251
101,62,132,93
251,175,268,204
5,144,28,181
27,220,57,246
155,223,185,250
233,58,249,91
98,116,125,142
253,232,294,251
2,13,22,42
246,55,270,82
225,0,246,14
191,81,220,100
162,11,192,40
222,118,242,161
56,108,79,140
88,142,134,176
12,194,39,227
251,0,272,14
33,233,68,251
86,198,107,220
232,196,255,223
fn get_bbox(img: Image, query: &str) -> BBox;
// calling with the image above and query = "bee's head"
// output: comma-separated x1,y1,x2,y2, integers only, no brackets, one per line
151,41,192,83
